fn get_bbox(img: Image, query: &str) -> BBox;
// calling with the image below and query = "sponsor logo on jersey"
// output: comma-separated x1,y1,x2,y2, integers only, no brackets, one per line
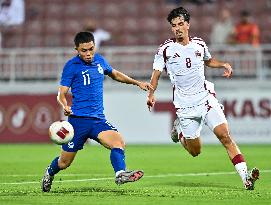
173,53,180,58
82,70,88,74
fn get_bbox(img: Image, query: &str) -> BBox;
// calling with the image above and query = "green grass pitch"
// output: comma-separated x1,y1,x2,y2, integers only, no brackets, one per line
0,144,270,205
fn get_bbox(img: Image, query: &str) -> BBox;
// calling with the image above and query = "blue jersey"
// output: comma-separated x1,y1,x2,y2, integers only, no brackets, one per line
60,53,113,119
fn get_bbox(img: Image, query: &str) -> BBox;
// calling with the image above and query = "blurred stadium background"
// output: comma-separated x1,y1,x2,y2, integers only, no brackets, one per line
0,0,271,145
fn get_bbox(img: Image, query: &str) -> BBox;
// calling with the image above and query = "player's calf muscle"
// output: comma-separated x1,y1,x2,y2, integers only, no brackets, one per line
58,158,73,169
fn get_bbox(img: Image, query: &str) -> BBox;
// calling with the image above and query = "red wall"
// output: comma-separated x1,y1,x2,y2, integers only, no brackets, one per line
0,94,61,143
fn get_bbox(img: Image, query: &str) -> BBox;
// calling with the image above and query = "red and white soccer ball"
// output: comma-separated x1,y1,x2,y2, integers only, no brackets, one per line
49,121,74,145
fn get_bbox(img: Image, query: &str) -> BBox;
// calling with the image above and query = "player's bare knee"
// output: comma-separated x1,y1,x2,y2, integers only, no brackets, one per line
111,139,125,149
117,136,125,148
190,150,201,157
188,147,201,157
121,140,126,149
117,136,125,149
192,153,199,157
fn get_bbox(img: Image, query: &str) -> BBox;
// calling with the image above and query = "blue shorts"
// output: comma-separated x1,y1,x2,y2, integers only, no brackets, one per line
62,115,118,152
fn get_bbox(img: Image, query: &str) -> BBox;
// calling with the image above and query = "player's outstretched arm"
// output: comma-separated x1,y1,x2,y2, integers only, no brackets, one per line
204,58,233,78
147,70,161,111
57,86,73,116
109,69,153,91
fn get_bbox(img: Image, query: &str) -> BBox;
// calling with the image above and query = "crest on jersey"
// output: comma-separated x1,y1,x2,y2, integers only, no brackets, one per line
97,64,104,74
195,50,201,57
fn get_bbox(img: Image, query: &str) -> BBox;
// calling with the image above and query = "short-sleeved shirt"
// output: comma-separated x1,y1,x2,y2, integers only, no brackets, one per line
235,23,260,46
60,53,113,119
153,37,212,108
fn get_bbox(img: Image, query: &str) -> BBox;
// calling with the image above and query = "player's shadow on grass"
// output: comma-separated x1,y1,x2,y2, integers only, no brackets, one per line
165,181,239,190
52,186,135,195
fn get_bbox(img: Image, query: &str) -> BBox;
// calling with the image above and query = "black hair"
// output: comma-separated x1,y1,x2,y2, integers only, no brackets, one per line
240,10,250,17
167,7,190,23
74,32,95,47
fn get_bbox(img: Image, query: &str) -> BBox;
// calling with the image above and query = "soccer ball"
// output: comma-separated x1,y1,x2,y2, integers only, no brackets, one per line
49,120,74,145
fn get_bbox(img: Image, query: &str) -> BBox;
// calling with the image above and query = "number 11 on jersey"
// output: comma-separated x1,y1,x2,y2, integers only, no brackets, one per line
83,73,90,85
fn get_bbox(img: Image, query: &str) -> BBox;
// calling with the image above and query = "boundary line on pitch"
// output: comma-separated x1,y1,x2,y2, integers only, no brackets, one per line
1,170,270,185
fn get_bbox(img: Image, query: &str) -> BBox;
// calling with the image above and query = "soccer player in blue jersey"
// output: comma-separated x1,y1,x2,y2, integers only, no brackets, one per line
41,31,153,192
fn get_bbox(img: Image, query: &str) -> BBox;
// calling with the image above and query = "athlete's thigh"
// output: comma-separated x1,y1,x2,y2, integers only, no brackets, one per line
98,130,124,149
62,116,91,152
205,96,227,131
177,106,204,139
88,118,122,149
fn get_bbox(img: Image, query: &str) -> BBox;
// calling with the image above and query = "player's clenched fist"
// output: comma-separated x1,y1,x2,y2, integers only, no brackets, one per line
63,105,72,116
147,94,156,111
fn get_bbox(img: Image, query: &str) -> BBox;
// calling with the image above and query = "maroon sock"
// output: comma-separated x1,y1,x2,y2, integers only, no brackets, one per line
231,154,245,165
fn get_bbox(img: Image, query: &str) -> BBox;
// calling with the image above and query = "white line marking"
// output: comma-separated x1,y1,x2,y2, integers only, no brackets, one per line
1,170,270,185
3,174,106,177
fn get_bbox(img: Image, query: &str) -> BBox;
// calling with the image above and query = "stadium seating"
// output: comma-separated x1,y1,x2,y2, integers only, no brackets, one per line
1,0,270,48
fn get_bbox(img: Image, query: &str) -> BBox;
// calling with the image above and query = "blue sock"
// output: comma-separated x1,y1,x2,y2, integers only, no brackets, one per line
47,157,61,176
110,148,126,173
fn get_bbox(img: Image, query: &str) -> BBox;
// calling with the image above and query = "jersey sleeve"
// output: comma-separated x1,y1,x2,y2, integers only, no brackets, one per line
203,42,212,60
98,54,113,75
153,44,168,72
60,62,75,87
152,49,165,72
